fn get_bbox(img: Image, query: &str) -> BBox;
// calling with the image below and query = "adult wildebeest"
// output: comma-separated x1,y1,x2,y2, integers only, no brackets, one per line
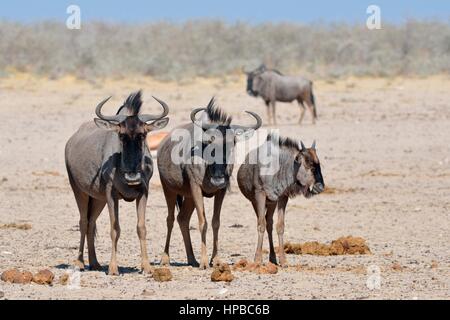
158,98,262,269
237,134,324,266
244,64,317,125
65,91,169,275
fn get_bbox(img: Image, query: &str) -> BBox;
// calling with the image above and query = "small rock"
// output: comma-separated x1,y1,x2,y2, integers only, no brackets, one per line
211,263,234,282
141,289,155,296
431,260,438,269
33,269,54,285
0,291,4,299
152,268,172,282
1,269,33,284
391,263,403,271
59,273,70,285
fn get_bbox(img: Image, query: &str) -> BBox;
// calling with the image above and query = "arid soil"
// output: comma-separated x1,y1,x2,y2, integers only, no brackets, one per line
0,74,449,299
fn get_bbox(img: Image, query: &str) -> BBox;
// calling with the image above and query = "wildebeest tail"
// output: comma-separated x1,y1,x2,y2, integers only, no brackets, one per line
175,195,183,212
310,85,317,119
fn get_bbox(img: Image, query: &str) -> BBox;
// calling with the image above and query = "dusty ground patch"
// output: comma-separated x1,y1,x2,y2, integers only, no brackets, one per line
0,75,449,299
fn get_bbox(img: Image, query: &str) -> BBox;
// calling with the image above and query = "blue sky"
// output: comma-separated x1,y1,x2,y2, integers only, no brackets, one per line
0,0,449,23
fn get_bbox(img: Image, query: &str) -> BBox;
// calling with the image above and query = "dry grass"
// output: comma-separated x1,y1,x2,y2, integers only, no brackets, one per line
0,20,449,80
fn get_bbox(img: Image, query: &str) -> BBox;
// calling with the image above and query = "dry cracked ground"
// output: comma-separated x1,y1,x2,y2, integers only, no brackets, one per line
0,74,449,299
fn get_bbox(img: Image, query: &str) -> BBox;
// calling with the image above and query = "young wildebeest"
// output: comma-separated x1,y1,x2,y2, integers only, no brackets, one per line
65,91,169,275
244,64,317,125
158,98,262,269
237,134,324,266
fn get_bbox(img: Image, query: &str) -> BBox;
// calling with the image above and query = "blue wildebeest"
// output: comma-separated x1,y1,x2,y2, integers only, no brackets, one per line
237,134,324,266
158,98,262,269
244,64,317,125
65,91,169,275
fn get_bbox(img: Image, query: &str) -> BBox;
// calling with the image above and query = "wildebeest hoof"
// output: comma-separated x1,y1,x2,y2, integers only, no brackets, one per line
160,253,170,266
188,259,200,268
108,265,119,276
89,263,103,271
210,257,222,267
73,260,85,271
142,263,153,274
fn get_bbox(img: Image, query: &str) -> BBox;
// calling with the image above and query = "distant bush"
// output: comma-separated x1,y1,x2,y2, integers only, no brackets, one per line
0,20,449,80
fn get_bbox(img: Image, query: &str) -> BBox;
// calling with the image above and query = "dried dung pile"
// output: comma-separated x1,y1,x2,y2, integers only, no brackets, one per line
284,236,371,256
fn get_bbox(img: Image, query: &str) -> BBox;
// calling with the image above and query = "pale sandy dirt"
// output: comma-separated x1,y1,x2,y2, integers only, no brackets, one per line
0,74,449,300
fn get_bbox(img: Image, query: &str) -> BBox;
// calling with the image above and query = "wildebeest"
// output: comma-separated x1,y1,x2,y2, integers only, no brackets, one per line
65,91,169,275
158,98,262,268
237,134,324,266
244,64,317,125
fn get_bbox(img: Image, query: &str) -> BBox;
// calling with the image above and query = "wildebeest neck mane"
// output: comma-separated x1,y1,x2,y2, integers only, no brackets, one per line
205,98,232,125
267,133,300,152
116,91,143,116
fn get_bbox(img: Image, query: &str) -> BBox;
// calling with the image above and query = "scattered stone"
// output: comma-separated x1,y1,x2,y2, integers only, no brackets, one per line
391,263,404,271
211,263,234,282
1,269,33,284
59,273,70,285
431,260,438,269
0,291,4,299
152,268,172,282
141,289,155,296
32,269,54,285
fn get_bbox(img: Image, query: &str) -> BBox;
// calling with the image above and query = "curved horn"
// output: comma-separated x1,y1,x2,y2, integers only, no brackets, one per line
190,108,216,130
95,96,126,122
300,141,306,151
311,140,316,150
138,96,169,123
231,110,263,132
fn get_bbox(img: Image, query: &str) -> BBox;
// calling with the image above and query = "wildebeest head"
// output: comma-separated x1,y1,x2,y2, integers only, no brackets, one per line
244,64,267,97
190,98,262,188
94,91,169,186
295,140,325,198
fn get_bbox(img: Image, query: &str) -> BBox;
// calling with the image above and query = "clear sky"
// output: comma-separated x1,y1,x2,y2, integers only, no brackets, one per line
0,0,448,23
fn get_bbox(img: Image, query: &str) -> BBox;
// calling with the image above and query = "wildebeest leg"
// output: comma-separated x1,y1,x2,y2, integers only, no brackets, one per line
161,184,177,266
276,196,289,267
177,197,198,267
87,197,106,271
304,96,316,124
253,191,267,265
265,202,277,264
136,193,152,274
271,101,277,125
297,100,306,125
70,184,89,271
106,193,120,275
265,100,272,125
210,189,226,266
191,183,208,269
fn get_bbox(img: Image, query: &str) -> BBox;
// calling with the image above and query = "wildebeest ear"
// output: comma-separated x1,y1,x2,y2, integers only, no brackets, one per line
145,117,169,132
94,118,119,131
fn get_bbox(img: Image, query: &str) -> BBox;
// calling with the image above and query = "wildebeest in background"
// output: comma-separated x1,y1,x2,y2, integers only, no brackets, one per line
237,134,324,266
244,64,317,125
158,98,262,268
65,91,169,275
